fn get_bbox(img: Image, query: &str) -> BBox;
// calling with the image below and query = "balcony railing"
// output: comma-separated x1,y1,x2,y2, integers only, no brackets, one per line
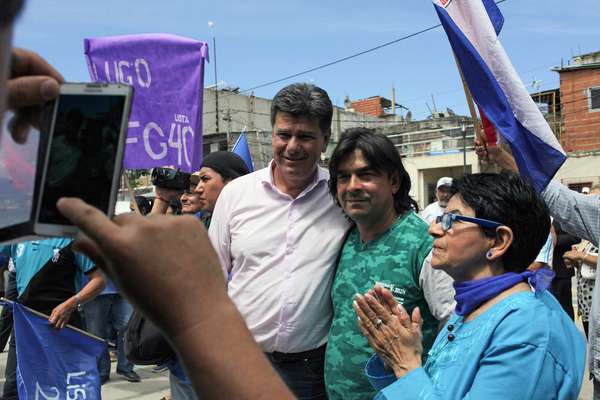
385,125,476,158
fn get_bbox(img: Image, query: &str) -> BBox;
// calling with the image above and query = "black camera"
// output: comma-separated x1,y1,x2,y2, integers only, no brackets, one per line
151,168,190,191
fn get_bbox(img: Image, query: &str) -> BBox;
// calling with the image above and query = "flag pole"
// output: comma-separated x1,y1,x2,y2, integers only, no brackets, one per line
452,53,486,147
1,298,106,342
231,131,242,151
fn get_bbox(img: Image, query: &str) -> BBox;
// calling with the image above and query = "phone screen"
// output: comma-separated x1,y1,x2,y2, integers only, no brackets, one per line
38,94,126,225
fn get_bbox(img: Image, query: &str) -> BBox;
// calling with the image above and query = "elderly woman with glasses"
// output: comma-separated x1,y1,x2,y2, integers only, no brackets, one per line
354,172,586,400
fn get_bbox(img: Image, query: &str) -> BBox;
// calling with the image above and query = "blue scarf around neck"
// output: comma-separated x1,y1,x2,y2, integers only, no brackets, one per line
453,267,555,316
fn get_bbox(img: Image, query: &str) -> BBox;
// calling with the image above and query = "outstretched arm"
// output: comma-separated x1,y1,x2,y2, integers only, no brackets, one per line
474,138,518,172
474,138,600,244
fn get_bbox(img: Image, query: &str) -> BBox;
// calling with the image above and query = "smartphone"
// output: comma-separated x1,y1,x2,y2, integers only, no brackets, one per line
33,83,133,237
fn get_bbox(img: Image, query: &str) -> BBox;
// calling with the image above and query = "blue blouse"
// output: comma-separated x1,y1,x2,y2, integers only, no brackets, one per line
366,290,586,399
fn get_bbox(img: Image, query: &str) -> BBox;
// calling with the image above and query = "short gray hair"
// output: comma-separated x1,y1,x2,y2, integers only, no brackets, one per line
0,0,24,29
270,83,333,134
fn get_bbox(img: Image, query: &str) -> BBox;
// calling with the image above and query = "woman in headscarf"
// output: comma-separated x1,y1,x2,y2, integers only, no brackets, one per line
180,151,249,228
355,172,586,400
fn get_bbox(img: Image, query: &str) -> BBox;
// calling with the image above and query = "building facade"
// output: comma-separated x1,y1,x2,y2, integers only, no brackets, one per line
553,51,600,190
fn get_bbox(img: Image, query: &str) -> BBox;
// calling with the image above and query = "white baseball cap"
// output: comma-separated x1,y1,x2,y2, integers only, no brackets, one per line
436,177,453,189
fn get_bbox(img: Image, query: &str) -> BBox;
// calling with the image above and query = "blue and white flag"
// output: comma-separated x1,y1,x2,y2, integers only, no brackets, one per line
12,302,105,400
433,0,566,192
232,130,254,172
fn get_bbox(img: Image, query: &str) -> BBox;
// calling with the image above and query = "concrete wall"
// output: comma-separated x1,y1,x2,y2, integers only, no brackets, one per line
554,154,600,186
403,151,481,209
202,88,404,168
199,89,600,202
202,89,273,135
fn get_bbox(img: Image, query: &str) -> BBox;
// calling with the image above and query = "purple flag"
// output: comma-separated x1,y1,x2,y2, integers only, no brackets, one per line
84,34,208,172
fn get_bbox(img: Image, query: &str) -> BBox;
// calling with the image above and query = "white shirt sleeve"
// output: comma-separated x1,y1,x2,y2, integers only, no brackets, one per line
420,202,443,225
208,185,233,277
534,233,554,267
419,252,456,321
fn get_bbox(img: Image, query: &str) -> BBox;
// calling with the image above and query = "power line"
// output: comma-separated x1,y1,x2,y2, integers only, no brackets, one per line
235,25,441,94
225,0,507,95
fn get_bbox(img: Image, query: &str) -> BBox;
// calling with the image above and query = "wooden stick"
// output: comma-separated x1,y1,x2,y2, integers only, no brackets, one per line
1,298,106,343
123,170,140,214
452,53,486,145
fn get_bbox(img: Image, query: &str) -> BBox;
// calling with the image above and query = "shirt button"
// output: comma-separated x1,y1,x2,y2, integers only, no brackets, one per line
447,333,455,342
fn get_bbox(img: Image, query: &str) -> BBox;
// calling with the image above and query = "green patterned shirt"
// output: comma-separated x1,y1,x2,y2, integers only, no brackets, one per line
324,211,436,400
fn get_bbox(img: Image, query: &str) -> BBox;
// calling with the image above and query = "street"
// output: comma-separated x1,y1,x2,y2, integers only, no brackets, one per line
0,351,170,400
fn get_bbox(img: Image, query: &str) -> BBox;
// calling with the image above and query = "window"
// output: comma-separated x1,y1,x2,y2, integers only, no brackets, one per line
589,87,600,111
568,182,592,193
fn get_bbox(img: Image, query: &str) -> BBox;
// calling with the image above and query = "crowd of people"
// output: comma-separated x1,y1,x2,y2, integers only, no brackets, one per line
1,2,600,400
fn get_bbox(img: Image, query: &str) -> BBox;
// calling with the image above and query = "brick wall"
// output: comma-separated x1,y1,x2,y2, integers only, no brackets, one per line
560,68,600,153
351,97,385,117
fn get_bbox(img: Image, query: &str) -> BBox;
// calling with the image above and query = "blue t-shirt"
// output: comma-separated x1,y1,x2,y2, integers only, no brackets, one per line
0,238,95,296
367,290,586,400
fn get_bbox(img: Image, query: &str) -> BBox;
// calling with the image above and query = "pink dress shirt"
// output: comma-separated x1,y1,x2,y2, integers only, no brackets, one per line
209,162,349,353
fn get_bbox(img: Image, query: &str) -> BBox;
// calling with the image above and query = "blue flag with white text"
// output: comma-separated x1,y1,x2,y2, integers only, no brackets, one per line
432,0,566,192
12,302,105,400
232,131,254,172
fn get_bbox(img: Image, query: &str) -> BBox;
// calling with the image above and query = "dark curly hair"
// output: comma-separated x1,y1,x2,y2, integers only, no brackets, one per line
449,172,550,272
328,128,418,215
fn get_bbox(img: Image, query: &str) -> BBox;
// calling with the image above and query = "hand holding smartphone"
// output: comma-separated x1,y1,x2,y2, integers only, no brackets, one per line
34,83,133,237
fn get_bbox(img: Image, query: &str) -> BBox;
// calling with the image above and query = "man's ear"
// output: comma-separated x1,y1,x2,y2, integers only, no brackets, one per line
487,226,513,261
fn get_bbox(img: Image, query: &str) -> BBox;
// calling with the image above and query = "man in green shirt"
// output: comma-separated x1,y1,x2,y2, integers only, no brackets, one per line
324,128,455,400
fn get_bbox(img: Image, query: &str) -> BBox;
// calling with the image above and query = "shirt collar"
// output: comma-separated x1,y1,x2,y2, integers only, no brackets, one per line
258,160,329,197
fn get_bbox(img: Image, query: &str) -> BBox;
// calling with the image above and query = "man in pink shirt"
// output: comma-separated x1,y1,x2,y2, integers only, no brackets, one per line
209,82,349,399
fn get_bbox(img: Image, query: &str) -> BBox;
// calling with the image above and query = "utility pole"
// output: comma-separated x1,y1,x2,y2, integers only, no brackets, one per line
225,108,231,150
213,36,219,135
391,85,396,115
208,21,219,136
248,92,255,132
256,130,264,168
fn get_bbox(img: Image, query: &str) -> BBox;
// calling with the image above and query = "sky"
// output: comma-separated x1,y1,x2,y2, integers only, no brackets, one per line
12,0,600,120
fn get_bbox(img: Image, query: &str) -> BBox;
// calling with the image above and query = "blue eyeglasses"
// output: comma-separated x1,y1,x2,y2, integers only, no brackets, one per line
435,213,502,232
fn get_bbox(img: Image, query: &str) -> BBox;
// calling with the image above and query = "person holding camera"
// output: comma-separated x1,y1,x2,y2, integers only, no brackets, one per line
148,153,248,400
149,168,188,216
152,152,249,224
